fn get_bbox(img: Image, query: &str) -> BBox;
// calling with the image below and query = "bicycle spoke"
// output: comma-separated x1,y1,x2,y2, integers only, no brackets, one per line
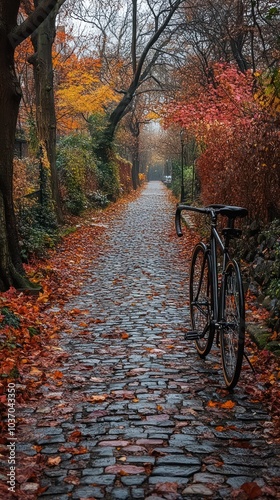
220,260,245,389
190,243,214,357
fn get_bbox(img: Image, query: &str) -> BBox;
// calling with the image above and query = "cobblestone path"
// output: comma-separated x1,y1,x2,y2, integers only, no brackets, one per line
18,182,280,499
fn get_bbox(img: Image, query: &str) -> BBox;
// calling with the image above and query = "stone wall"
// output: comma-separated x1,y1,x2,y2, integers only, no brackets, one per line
240,220,280,354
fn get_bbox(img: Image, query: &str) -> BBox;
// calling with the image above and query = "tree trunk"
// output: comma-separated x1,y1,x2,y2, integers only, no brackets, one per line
131,128,140,190
95,91,136,163
30,5,63,222
0,0,62,290
95,0,182,162
0,2,37,290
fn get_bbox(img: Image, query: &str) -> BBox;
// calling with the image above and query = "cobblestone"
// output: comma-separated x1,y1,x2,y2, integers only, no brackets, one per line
17,182,280,499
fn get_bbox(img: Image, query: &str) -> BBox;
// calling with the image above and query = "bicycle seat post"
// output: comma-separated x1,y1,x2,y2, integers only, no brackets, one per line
225,217,234,248
210,209,217,228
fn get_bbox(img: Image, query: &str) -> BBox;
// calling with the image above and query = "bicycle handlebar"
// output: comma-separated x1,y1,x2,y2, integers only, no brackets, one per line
175,203,248,237
175,204,213,237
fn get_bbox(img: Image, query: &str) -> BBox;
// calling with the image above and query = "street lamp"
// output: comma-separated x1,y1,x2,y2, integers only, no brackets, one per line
180,129,185,202
191,159,196,202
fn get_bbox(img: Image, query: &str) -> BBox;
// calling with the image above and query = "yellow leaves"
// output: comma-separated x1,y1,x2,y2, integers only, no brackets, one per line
145,111,161,121
37,289,50,304
57,83,118,116
54,52,119,132
254,68,280,115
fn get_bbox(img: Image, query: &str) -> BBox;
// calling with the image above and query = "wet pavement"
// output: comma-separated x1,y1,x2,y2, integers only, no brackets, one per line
16,182,280,499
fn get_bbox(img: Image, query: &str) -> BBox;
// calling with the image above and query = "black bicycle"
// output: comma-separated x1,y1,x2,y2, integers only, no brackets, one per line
175,203,248,390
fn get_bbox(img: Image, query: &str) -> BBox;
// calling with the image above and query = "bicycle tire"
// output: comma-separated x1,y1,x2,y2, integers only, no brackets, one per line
190,243,214,357
220,260,245,389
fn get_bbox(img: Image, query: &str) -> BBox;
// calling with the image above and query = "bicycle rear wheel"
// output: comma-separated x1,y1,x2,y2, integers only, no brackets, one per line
190,243,214,357
220,260,245,389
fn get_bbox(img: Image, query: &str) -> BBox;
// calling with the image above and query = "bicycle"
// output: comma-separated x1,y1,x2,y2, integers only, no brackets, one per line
175,203,248,390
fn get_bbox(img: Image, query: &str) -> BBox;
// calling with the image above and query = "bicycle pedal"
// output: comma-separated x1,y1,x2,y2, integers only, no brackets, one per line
184,330,200,340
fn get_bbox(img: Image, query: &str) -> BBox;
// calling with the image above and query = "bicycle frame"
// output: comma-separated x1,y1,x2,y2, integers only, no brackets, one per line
175,202,248,388
175,203,247,333
208,214,230,327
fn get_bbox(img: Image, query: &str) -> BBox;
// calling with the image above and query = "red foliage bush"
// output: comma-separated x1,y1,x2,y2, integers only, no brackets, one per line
197,121,280,222
164,63,280,222
115,155,132,194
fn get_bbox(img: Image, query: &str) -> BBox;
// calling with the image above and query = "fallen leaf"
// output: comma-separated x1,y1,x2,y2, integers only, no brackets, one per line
47,456,62,466
241,481,262,499
30,367,42,376
87,394,109,403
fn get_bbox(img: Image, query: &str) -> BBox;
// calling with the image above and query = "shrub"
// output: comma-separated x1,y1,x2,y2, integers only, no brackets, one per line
196,119,280,223
115,155,132,194
17,201,58,260
57,134,99,215
88,191,109,208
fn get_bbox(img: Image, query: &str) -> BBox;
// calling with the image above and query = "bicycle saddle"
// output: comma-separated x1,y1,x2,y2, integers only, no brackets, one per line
207,204,248,219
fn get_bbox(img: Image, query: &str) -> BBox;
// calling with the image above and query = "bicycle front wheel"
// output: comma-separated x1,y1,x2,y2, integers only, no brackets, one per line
220,260,245,390
190,243,214,357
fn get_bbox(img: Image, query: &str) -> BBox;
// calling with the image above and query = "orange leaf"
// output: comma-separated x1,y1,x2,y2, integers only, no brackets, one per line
33,445,43,452
221,400,236,409
71,446,88,455
207,400,236,409
87,394,108,403
271,331,278,341
241,482,262,499
30,367,43,376
69,430,82,441
37,291,50,303
207,400,219,408
47,456,62,466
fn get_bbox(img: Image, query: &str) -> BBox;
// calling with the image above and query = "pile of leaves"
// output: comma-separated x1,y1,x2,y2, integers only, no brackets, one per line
0,189,143,400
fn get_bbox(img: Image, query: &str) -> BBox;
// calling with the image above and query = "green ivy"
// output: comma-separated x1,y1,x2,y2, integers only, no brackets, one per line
57,134,99,215
0,308,21,329
18,202,58,260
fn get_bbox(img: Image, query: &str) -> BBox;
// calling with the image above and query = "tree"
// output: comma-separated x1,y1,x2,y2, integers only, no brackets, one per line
55,55,118,131
70,0,185,163
24,0,65,223
0,0,63,290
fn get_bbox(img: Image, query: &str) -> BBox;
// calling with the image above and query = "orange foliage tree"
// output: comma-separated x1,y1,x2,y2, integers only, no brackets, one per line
53,34,118,134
